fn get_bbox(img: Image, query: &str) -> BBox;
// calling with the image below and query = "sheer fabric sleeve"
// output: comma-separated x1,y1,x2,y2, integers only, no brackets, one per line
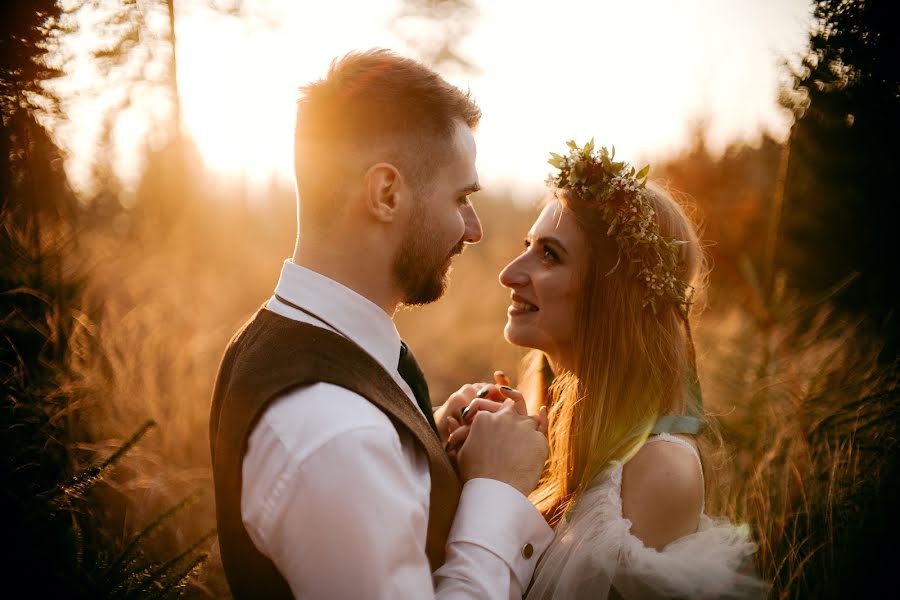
526,462,769,600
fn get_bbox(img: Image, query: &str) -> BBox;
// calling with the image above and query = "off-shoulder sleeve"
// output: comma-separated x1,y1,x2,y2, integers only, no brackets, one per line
526,462,769,600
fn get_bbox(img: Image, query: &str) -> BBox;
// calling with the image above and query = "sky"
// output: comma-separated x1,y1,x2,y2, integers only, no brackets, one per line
56,0,815,200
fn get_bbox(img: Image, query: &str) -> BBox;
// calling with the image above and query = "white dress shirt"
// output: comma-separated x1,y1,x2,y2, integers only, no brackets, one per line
241,259,553,599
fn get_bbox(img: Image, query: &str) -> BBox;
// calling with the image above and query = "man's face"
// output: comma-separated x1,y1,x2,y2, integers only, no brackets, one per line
393,120,483,305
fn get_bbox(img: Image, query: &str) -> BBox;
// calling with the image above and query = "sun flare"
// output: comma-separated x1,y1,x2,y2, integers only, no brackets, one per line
175,2,397,188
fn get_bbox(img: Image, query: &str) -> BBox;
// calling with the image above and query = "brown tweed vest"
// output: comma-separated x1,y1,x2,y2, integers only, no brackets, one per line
209,307,461,599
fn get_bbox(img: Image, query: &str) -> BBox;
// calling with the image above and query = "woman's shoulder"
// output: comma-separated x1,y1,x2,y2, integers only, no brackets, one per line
543,438,767,598
620,434,704,550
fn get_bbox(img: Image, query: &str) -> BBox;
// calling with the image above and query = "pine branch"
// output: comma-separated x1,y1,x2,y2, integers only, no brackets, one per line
150,552,210,600
123,528,217,600
51,419,156,505
102,488,205,580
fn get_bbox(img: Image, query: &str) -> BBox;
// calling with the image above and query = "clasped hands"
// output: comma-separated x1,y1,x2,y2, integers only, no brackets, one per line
434,371,549,497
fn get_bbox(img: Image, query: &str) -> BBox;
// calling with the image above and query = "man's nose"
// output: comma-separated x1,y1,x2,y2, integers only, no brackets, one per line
462,204,483,244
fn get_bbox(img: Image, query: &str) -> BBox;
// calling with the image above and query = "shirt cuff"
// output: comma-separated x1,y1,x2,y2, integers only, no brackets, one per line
448,478,554,589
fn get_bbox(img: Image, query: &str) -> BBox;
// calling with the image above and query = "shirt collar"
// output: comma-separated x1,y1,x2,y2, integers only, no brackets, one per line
272,259,402,373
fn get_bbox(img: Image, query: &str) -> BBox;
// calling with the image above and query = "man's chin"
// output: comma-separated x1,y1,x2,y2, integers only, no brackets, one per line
398,258,455,306
401,276,448,306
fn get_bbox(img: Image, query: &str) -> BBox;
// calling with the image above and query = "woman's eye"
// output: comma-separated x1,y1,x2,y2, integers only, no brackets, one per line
524,240,558,263
458,196,470,206
541,245,559,263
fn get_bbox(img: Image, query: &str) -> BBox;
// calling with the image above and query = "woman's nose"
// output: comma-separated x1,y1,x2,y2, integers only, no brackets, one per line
499,254,529,289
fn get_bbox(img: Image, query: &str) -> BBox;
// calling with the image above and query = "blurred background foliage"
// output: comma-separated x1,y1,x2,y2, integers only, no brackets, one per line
1,0,898,597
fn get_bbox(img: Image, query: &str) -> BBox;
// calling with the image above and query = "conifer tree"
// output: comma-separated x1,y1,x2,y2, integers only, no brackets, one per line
777,0,900,353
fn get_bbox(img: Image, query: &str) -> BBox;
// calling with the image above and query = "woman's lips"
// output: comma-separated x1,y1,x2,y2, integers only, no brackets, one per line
509,296,539,315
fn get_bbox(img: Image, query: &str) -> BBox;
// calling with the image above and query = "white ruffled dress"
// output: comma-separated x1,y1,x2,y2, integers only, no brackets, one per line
526,433,768,599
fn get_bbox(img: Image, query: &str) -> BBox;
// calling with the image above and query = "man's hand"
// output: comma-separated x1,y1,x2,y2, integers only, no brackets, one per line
456,398,549,497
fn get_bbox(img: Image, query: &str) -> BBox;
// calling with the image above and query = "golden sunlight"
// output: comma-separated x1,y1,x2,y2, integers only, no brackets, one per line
175,1,397,189
61,0,812,197
178,0,810,198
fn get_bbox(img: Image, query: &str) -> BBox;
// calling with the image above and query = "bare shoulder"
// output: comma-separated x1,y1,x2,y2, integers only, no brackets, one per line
620,436,704,551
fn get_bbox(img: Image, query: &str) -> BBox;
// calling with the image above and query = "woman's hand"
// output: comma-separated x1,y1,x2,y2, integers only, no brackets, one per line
433,371,512,444
445,371,548,454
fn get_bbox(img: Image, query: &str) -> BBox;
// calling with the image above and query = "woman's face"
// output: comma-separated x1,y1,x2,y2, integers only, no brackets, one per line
499,200,588,370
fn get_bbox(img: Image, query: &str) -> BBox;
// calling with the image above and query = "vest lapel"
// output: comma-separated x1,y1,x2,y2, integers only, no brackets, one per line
362,372,456,478
257,310,461,569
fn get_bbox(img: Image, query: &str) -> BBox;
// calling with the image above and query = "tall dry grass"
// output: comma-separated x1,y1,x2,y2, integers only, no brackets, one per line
698,271,897,598
62,187,295,595
1,190,218,596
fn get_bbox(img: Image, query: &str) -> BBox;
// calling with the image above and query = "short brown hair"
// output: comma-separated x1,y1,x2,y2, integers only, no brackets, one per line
294,49,481,219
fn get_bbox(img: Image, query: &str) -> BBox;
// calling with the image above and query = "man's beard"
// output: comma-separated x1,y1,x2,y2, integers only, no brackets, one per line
393,220,464,306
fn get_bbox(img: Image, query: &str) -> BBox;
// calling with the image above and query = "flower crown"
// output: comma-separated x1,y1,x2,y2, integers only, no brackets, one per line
547,140,694,314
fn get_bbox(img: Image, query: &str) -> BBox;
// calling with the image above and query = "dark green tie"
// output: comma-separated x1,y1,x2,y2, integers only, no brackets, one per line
398,341,438,435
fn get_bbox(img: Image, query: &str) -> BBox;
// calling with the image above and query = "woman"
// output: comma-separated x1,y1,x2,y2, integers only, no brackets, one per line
446,141,767,599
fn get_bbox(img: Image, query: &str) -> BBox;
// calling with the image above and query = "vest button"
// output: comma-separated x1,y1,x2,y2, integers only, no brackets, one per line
522,543,534,559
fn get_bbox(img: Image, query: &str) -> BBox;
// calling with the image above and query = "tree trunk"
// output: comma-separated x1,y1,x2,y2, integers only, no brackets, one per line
165,0,182,143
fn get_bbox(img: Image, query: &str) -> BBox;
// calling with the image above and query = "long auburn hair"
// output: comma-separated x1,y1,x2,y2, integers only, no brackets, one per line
524,184,710,526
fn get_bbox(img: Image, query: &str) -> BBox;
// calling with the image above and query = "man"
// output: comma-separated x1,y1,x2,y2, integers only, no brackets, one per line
209,49,553,598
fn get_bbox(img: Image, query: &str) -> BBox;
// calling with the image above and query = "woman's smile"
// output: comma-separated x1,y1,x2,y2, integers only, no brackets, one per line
509,293,539,315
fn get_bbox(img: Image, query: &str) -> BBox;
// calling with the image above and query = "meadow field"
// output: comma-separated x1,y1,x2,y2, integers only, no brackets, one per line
2,1,897,597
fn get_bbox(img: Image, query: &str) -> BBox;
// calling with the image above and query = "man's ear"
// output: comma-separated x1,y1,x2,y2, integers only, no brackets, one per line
363,163,404,222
